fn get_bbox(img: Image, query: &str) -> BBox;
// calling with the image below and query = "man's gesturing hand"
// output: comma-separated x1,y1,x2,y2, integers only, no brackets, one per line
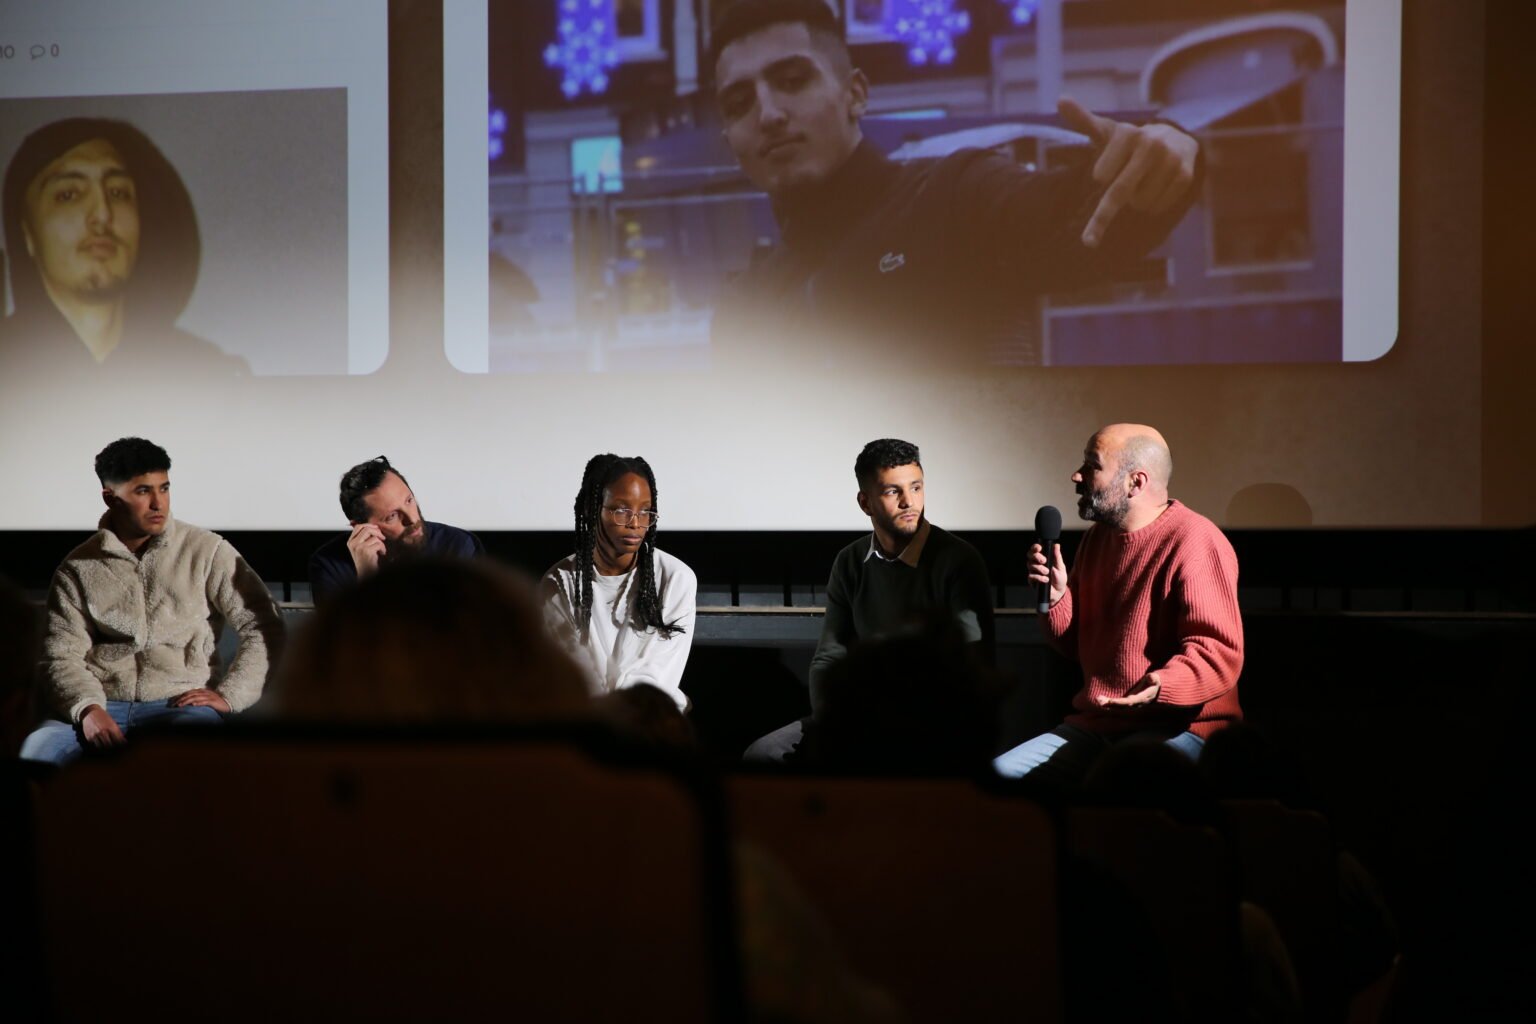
1058,96,1198,248
170,689,231,712
1099,673,1162,708
79,705,125,748
347,523,387,577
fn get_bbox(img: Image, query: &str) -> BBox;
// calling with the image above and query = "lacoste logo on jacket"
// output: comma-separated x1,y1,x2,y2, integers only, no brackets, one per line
879,252,906,274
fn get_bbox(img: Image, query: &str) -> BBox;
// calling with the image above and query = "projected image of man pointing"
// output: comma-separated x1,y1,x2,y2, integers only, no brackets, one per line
708,0,1202,367
1,117,245,374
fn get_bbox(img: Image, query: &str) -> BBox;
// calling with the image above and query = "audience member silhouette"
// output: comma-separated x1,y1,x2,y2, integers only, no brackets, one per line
1198,722,1323,812
0,574,39,759
275,558,590,722
1084,737,1306,1020
1083,736,1223,827
277,560,899,1024
1200,724,1398,1006
768,617,1195,1020
0,574,44,1021
796,616,1001,775
597,682,698,754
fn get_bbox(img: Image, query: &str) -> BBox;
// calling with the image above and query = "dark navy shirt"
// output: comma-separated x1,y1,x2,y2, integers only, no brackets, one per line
307,521,485,606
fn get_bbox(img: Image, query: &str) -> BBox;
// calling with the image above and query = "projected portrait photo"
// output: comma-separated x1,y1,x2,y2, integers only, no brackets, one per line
474,0,1364,374
0,88,348,377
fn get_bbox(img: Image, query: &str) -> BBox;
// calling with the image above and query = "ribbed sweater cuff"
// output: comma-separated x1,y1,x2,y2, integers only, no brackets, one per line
1045,590,1073,638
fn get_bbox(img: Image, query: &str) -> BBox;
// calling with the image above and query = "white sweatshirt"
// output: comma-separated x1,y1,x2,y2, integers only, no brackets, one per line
540,548,697,711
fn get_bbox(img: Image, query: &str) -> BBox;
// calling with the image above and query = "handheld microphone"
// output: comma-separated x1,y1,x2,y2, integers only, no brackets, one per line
1034,505,1062,614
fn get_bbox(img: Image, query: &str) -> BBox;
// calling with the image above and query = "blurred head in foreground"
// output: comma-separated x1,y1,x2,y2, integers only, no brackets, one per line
804,614,1001,774
0,573,40,756
276,558,591,722
596,683,697,754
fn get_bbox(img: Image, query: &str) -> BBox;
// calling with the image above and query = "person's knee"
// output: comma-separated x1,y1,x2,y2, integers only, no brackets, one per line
19,720,84,765
1164,731,1205,762
993,730,1064,778
996,726,1105,786
992,741,1036,778
743,720,803,763
165,704,224,725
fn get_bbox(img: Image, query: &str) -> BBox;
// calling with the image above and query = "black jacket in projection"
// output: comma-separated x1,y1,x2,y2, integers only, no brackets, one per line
713,137,1199,368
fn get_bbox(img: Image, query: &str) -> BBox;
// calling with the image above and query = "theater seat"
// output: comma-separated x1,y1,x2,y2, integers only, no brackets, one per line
727,774,1062,1023
33,726,741,1023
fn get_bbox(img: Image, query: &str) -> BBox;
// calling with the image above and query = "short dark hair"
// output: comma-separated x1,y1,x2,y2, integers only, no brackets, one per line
94,437,170,486
855,438,921,488
708,0,850,84
339,456,411,523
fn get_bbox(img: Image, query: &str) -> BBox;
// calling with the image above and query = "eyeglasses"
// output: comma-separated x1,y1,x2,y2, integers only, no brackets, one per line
603,507,658,526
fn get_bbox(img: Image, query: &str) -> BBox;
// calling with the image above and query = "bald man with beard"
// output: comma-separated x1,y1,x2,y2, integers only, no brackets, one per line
994,424,1244,786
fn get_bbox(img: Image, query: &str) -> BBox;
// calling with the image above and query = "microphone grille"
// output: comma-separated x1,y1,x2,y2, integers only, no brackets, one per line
1034,505,1062,540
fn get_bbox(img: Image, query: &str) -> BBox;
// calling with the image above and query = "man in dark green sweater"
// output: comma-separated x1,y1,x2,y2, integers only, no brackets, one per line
743,438,995,762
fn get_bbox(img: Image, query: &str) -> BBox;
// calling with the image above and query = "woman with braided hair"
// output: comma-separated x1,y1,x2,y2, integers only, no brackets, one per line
541,454,697,711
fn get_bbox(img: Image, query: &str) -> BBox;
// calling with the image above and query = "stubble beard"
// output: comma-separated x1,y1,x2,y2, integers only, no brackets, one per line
77,269,130,301
1078,473,1130,528
887,509,923,538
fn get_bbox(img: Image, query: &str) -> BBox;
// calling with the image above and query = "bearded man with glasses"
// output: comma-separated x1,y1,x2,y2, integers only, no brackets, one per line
540,453,696,712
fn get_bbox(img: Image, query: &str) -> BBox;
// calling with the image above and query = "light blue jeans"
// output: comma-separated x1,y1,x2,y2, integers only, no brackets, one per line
993,723,1205,786
20,699,223,767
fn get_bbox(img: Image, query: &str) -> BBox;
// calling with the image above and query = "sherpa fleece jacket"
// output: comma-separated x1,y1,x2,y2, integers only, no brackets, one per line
42,515,284,723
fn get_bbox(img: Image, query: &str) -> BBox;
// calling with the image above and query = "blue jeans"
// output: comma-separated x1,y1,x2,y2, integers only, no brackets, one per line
20,699,223,767
993,723,1205,787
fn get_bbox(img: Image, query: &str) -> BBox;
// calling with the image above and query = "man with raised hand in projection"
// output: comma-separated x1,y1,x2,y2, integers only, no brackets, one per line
20,437,283,767
308,456,486,607
0,117,245,374
744,438,994,762
993,424,1243,786
708,0,1200,366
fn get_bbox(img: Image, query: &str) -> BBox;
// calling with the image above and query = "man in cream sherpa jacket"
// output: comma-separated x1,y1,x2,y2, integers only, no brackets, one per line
20,437,284,766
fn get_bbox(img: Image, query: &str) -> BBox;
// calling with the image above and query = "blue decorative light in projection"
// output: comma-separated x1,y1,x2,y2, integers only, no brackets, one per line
887,0,971,66
542,0,618,99
1002,0,1040,26
489,96,507,161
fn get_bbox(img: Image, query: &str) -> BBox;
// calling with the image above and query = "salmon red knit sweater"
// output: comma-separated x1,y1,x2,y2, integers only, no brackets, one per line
1044,500,1243,739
